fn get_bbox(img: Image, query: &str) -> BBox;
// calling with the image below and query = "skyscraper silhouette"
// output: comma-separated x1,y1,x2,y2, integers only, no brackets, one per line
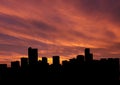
52,56,60,65
85,48,93,62
28,47,38,66
21,57,28,68
42,57,48,64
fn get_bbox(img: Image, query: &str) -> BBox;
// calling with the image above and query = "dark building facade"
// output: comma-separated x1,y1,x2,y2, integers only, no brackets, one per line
11,61,20,69
85,48,93,62
21,57,28,68
42,57,48,64
52,56,60,65
28,47,38,66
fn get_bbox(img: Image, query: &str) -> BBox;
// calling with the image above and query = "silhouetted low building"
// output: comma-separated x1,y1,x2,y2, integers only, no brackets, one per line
76,55,84,63
52,56,60,65
42,57,48,64
21,57,28,68
11,61,20,69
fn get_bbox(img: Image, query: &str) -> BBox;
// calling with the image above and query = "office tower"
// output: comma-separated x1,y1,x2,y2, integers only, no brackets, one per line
76,55,84,63
85,48,93,62
28,47,38,66
42,57,48,64
52,56,60,65
85,48,90,56
11,61,20,69
89,53,93,61
21,57,28,68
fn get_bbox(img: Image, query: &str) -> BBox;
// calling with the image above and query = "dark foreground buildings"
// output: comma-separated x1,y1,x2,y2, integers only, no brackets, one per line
0,47,119,84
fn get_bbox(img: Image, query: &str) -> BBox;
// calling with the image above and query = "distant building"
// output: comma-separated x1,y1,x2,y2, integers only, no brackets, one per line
42,57,48,64
89,53,93,61
28,47,38,66
21,57,28,68
69,58,76,64
76,55,84,63
11,61,20,69
62,60,69,66
52,56,60,65
85,48,93,62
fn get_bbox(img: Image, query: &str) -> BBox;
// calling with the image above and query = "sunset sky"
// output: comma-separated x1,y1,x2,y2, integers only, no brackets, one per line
0,0,120,66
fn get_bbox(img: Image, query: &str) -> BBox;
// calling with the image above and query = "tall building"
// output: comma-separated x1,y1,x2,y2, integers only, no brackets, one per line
89,53,93,61
21,57,28,68
52,56,60,65
85,48,90,55
28,47,38,66
85,48,93,62
42,57,48,64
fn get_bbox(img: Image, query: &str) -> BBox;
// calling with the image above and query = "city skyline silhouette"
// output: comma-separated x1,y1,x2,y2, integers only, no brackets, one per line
0,47,119,84
0,0,120,84
0,0,120,67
